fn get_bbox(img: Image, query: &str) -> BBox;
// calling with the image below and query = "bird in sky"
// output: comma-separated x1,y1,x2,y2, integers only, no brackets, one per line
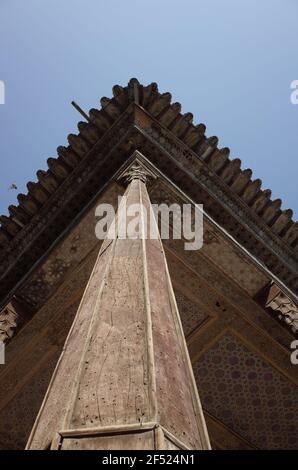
8,183,17,190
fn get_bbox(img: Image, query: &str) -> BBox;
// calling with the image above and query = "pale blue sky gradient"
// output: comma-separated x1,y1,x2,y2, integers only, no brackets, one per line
0,0,297,217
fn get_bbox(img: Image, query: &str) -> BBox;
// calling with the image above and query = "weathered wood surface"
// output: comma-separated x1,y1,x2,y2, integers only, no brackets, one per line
26,165,210,450
61,430,155,450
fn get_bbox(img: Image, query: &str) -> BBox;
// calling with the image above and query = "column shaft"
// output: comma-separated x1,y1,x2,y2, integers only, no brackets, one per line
26,174,210,450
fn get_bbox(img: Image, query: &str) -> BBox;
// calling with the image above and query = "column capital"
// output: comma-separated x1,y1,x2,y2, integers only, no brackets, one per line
117,150,158,186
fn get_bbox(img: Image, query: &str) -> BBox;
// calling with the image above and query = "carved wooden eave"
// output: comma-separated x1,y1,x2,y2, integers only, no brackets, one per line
0,78,298,313
258,282,298,335
0,297,32,344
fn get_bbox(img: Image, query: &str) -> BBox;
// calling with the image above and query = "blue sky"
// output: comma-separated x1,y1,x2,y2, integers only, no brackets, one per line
0,0,297,217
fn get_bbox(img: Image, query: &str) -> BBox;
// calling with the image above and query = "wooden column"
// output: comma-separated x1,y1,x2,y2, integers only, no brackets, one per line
26,156,210,450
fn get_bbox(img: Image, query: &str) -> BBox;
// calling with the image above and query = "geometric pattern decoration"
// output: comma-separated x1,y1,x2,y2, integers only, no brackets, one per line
174,290,209,337
193,333,298,449
0,351,60,450
0,294,83,450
